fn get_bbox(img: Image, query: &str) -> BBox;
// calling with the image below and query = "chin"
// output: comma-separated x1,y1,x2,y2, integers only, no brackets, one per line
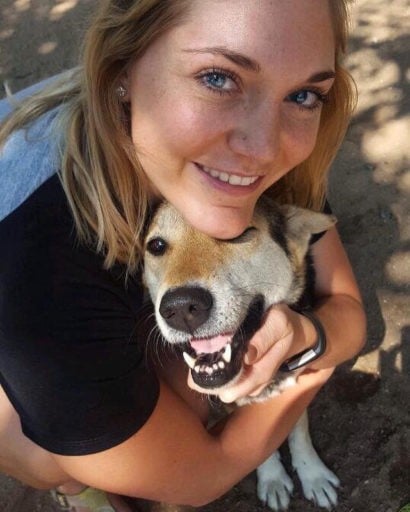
195,224,247,240
181,204,253,240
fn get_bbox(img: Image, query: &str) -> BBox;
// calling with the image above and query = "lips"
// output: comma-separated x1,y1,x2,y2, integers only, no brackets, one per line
182,296,265,389
195,163,260,187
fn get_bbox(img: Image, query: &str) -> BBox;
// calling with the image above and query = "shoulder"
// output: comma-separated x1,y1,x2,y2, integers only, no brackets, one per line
0,106,64,222
0,172,155,455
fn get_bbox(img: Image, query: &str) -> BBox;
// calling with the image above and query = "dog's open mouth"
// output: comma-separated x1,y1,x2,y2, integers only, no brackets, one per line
182,296,265,389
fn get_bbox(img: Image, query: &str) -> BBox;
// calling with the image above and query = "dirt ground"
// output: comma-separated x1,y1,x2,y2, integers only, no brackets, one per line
0,1,409,511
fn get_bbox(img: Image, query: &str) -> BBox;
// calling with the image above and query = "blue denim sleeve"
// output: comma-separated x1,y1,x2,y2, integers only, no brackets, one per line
0,75,63,120
0,76,65,222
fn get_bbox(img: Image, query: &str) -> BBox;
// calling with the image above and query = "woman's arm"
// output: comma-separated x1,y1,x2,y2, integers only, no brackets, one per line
306,226,366,368
52,228,360,506
52,367,332,507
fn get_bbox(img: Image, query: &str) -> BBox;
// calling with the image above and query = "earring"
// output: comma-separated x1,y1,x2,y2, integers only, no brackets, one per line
117,85,127,99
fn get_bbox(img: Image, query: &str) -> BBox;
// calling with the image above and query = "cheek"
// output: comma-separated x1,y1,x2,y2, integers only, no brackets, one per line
162,103,217,155
131,89,223,162
283,114,322,163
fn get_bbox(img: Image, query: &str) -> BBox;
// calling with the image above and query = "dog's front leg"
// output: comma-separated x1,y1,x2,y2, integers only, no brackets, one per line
256,450,294,511
288,410,340,509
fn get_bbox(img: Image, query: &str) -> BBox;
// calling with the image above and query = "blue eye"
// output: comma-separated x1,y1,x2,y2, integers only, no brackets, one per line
197,68,238,95
287,89,327,110
206,72,228,89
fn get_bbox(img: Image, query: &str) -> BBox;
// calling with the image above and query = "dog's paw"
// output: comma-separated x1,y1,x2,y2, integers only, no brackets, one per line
295,459,339,510
256,452,294,511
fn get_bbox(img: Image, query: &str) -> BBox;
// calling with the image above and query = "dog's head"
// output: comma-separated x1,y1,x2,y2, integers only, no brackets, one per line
143,197,335,391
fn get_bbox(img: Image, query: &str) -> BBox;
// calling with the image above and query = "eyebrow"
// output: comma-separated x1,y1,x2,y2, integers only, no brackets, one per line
184,47,336,84
306,70,336,83
183,46,261,73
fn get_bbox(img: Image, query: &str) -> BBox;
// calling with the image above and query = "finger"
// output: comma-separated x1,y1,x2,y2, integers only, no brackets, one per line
219,373,268,403
244,305,292,365
220,337,297,403
244,344,258,365
247,382,270,398
218,367,266,403
219,357,277,403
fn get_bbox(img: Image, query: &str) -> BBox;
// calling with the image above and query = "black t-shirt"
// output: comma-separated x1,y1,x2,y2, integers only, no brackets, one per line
0,174,159,455
0,104,332,456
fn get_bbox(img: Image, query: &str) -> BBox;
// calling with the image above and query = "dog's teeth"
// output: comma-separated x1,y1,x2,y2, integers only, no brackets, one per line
194,365,200,373
213,364,218,370
222,344,232,363
205,366,213,375
183,351,196,369
218,361,225,369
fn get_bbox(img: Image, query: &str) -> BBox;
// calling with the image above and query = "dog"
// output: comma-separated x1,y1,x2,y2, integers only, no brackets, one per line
143,196,340,511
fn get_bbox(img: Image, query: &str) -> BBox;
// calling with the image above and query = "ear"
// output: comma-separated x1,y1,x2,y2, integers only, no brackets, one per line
279,204,337,241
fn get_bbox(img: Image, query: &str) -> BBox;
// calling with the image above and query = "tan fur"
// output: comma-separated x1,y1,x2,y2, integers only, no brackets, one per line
143,199,340,511
143,198,335,348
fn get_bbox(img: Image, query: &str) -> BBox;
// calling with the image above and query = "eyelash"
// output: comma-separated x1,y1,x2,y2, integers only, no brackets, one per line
287,88,330,112
195,67,240,96
195,68,330,111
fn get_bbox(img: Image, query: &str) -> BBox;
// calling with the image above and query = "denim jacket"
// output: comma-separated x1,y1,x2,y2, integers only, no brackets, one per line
0,81,63,222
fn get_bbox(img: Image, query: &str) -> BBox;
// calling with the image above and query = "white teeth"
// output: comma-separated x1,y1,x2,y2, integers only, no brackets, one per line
228,174,243,186
185,343,232,377
222,344,232,363
183,352,196,369
201,165,258,187
241,176,255,186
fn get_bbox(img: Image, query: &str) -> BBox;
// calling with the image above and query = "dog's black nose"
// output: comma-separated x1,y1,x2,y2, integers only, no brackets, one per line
159,287,213,332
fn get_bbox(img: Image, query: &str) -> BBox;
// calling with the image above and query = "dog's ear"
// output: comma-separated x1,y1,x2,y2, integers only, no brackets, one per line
279,204,337,242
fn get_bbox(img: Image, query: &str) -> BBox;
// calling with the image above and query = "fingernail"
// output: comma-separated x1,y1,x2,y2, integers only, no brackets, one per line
244,345,258,365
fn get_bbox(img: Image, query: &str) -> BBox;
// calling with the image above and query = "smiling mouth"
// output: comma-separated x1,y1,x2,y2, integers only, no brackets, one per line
181,296,265,389
195,163,259,187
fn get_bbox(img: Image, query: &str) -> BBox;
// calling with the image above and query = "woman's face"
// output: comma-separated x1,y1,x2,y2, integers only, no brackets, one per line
127,0,336,238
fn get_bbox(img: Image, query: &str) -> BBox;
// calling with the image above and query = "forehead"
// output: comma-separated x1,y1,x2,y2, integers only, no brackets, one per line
174,0,335,71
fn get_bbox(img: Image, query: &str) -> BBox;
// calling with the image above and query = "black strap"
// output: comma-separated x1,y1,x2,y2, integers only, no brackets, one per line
279,310,326,372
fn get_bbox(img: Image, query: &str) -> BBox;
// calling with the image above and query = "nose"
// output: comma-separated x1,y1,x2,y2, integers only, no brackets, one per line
228,99,281,165
159,287,213,333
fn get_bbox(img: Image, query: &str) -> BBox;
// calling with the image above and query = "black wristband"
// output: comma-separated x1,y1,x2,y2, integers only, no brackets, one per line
279,310,327,372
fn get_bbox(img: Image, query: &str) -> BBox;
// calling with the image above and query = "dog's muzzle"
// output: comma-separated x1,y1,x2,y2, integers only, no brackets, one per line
159,286,213,332
159,287,265,389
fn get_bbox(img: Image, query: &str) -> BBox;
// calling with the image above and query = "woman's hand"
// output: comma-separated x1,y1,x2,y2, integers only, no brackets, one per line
188,304,317,403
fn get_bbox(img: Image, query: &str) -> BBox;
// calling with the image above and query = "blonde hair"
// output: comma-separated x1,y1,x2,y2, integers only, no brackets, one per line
0,0,356,270
269,0,357,208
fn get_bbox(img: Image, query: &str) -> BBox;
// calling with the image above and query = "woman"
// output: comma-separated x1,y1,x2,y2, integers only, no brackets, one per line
0,1,366,511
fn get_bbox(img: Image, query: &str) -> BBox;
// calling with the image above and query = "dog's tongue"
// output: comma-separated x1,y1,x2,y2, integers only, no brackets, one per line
189,334,232,354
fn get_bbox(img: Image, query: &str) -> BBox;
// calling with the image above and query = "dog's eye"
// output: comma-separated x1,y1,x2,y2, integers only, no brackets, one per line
146,237,168,256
